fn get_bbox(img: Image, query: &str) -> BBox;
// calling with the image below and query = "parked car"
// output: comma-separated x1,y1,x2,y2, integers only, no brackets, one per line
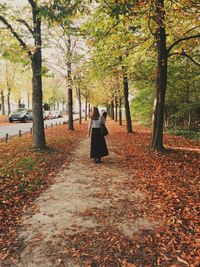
56,110,63,118
9,108,33,123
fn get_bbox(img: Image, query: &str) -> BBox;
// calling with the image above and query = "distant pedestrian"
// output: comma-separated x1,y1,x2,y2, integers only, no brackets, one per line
88,107,108,163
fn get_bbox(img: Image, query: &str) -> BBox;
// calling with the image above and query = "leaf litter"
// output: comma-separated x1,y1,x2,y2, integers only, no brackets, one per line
0,120,199,267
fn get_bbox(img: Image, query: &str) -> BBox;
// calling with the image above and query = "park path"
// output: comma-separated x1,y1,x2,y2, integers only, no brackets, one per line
14,137,158,267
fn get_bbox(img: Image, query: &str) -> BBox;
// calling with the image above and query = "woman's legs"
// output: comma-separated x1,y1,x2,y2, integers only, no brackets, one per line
94,156,101,163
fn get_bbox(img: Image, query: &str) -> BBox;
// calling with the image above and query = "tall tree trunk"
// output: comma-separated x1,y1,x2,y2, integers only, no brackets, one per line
1,90,5,115
85,95,88,121
31,8,45,149
67,34,74,130
7,88,11,115
110,100,114,120
78,86,82,124
122,68,132,133
0,2,45,149
150,0,167,151
62,100,65,112
119,96,122,126
115,96,118,121
88,103,91,118
185,58,191,130
18,98,21,108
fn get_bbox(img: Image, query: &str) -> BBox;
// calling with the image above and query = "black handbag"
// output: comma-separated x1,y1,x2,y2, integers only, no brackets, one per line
101,123,109,136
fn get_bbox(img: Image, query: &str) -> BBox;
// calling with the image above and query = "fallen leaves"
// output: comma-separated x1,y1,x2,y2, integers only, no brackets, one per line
176,256,189,266
108,121,200,266
0,120,199,266
0,122,87,261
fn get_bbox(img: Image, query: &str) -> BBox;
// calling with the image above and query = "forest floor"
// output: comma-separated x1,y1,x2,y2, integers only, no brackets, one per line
0,120,199,267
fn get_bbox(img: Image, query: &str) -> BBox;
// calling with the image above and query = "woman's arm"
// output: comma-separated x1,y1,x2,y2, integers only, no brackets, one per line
100,116,105,124
87,119,92,137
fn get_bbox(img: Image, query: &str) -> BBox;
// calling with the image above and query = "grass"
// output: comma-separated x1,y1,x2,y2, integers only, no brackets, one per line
166,128,199,140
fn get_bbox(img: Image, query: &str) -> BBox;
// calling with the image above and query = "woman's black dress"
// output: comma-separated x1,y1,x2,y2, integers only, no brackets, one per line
90,128,108,159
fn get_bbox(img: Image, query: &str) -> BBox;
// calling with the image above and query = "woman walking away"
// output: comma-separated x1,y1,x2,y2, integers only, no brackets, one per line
88,107,109,163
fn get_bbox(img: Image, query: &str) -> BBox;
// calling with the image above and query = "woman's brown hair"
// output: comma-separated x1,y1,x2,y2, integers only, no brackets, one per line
91,107,100,120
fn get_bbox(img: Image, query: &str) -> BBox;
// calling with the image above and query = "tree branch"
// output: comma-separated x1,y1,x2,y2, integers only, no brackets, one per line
0,15,32,58
183,26,200,35
148,0,156,36
167,34,200,53
17,19,34,36
168,52,200,67
27,0,37,9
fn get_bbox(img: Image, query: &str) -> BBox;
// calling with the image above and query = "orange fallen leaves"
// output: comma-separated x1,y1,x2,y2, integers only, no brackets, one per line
0,122,87,261
1,120,199,266
108,121,199,266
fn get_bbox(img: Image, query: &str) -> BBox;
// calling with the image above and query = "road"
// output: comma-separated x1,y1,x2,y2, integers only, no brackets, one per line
0,116,69,140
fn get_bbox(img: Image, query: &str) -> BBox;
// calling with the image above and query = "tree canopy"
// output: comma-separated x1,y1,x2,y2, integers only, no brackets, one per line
0,0,199,150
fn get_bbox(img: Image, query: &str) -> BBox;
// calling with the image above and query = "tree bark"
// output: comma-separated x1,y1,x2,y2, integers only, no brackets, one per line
122,68,133,133
27,92,30,108
115,96,118,121
185,58,191,130
7,88,11,115
31,54,45,149
18,98,21,108
67,34,74,130
150,0,167,151
119,96,122,126
77,85,82,124
31,7,45,149
110,99,114,120
88,103,91,118
0,90,5,115
85,95,88,121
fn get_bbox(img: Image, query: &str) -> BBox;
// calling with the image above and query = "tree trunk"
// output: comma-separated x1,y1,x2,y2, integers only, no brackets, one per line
78,86,82,124
107,105,110,117
18,98,21,108
67,34,74,130
88,103,91,118
62,100,65,112
122,68,133,133
115,96,118,121
85,95,88,121
1,90,5,115
119,96,122,126
7,88,11,115
31,54,45,149
110,100,114,120
185,58,191,130
31,8,45,149
150,0,167,152
27,92,30,108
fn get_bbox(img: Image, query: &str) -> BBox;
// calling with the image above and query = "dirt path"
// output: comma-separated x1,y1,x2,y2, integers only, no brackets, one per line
13,137,158,267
